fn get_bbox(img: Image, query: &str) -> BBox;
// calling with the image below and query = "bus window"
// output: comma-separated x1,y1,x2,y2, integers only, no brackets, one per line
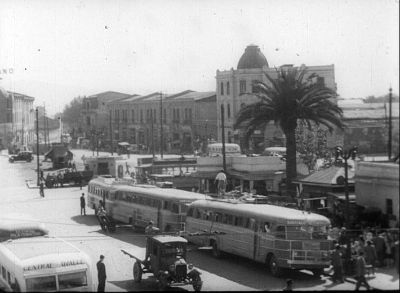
263,222,271,233
58,271,88,289
234,216,243,226
180,204,188,214
171,203,179,214
227,214,233,225
221,214,228,224
2,266,6,279
275,226,286,239
193,208,200,219
7,271,10,284
164,201,170,210
187,207,193,217
26,276,57,291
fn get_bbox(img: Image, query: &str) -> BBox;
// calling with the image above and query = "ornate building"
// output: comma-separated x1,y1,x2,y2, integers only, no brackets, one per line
215,44,337,153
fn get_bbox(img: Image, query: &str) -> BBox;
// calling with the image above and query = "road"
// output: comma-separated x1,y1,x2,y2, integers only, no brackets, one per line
1,149,398,291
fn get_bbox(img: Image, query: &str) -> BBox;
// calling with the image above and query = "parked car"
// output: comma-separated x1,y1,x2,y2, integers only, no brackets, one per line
9,151,33,163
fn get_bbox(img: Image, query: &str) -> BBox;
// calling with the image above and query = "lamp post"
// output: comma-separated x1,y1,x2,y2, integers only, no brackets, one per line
36,108,40,186
335,145,358,274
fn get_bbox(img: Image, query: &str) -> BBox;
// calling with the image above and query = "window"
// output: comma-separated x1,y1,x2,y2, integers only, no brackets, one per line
275,226,286,239
220,82,224,95
234,216,243,227
227,81,230,95
171,203,179,214
58,272,88,289
164,201,171,210
188,108,192,121
26,276,57,292
317,76,325,86
153,109,156,122
240,80,246,94
386,199,393,215
140,110,143,123
163,109,167,123
2,266,5,279
227,104,231,119
131,110,135,123
187,207,193,217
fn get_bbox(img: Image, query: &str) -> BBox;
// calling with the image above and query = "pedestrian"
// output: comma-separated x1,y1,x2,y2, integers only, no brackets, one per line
72,161,77,171
282,279,293,291
145,221,156,235
372,232,386,267
214,169,227,197
39,179,45,198
80,193,86,215
355,251,370,290
96,255,106,292
331,244,344,283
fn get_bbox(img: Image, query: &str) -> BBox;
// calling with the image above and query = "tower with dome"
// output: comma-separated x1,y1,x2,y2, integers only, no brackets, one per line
215,44,337,153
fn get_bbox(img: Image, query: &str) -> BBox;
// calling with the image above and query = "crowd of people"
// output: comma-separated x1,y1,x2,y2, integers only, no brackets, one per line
328,226,399,285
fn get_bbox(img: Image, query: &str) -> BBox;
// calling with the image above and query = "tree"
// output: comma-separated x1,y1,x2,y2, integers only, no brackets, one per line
234,66,344,196
295,121,333,172
62,96,83,133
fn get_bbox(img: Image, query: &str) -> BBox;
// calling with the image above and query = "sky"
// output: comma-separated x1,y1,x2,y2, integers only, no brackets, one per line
0,0,398,116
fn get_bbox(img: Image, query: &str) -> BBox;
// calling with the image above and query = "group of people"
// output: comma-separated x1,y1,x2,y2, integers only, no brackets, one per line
329,226,399,289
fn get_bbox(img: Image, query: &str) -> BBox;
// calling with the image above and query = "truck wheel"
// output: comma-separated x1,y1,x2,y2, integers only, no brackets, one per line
133,262,142,283
157,274,168,291
268,255,282,277
192,275,202,292
212,242,222,258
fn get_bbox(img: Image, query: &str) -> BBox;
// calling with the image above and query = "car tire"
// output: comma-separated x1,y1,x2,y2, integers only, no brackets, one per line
133,261,142,283
268,255,282,277
192,275,202,292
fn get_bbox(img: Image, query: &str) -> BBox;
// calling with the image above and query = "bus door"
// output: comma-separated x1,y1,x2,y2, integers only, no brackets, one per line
255,221,275,262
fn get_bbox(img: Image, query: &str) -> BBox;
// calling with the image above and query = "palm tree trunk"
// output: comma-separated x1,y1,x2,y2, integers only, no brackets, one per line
285,128,297,197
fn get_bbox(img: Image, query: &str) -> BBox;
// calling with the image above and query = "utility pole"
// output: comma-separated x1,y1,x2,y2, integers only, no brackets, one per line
388,87,392,160
160,92,164,159
36,108,40,186
221,104,226,172
109,112,113,155
43,104,47,147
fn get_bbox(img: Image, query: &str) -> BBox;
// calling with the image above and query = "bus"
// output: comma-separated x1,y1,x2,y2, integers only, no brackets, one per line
0,220,93,292
111,185,210,232
0,214,48,242
185,198,332,277
207,143,243,157
87,176,152,215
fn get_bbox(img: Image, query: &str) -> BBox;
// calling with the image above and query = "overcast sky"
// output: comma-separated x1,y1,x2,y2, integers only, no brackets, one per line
0,0,398,116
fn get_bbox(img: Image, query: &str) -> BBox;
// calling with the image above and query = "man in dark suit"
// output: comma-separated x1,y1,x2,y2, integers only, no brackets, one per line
96,255,106,292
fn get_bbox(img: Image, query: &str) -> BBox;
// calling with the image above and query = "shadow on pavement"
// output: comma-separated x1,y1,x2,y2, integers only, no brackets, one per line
108,276,188,292
71,215,99,226
186,248,324,290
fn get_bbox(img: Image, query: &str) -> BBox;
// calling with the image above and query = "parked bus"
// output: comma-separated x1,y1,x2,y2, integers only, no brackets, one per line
207,143,243,157
0,221,93,292
111,185,210,232
185,198,332,277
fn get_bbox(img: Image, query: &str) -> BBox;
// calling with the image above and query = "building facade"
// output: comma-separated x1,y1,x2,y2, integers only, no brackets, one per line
107,90,217,154
215,44,337,153
0,88,35,150
355,161,399,227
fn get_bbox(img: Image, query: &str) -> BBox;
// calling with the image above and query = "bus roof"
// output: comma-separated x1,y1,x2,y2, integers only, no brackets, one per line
116,185,210,202
0,214,48,236
2,237,81,261
189,199,330,225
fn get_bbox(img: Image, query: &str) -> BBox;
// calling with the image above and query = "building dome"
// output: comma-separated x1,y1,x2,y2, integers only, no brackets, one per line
237,45,269,69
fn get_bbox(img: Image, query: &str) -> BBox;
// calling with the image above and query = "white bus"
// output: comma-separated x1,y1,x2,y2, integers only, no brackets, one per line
185,198,332,277
207,143,243,157
111,185,210,232
0,226,93,292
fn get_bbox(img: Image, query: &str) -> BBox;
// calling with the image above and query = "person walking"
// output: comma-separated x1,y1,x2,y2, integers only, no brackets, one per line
80,193,86,216
364,240,377,269
373,232,386,267
355,251,370,291
96,255,106,292
214,170,227,197
39,179,45,198
331,244,344,283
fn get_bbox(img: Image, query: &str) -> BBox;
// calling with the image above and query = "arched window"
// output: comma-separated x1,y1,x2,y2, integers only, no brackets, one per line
220,82,224,95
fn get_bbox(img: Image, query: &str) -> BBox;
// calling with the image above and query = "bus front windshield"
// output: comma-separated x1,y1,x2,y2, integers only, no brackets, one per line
26,271,87,291
286,225,328,240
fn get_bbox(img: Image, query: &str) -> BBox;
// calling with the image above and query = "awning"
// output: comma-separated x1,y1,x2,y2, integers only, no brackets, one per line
327,192,356,201
118,142,130,146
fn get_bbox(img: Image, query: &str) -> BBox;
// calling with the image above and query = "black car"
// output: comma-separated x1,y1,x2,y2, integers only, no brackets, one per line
9,151,33,163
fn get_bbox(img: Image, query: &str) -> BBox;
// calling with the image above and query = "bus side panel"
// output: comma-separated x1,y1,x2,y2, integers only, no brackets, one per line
159,210,180,232
185,217,210,247
255,232,275,263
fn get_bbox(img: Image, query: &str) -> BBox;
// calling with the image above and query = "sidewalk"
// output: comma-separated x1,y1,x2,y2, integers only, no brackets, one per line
321,267,399,291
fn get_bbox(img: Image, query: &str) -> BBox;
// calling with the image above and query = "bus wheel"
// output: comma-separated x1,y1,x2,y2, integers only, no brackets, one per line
212,242,222,258
133,261,142,283
268,255,282,277
311,268,324,277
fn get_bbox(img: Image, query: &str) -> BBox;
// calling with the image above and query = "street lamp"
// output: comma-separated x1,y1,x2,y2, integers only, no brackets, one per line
334,145,358,274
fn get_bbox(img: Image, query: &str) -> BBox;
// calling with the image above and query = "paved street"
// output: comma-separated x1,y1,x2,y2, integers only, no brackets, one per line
1,149,398,291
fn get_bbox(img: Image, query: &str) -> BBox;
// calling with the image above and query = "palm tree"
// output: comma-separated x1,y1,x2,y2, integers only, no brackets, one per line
234,66,344,196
